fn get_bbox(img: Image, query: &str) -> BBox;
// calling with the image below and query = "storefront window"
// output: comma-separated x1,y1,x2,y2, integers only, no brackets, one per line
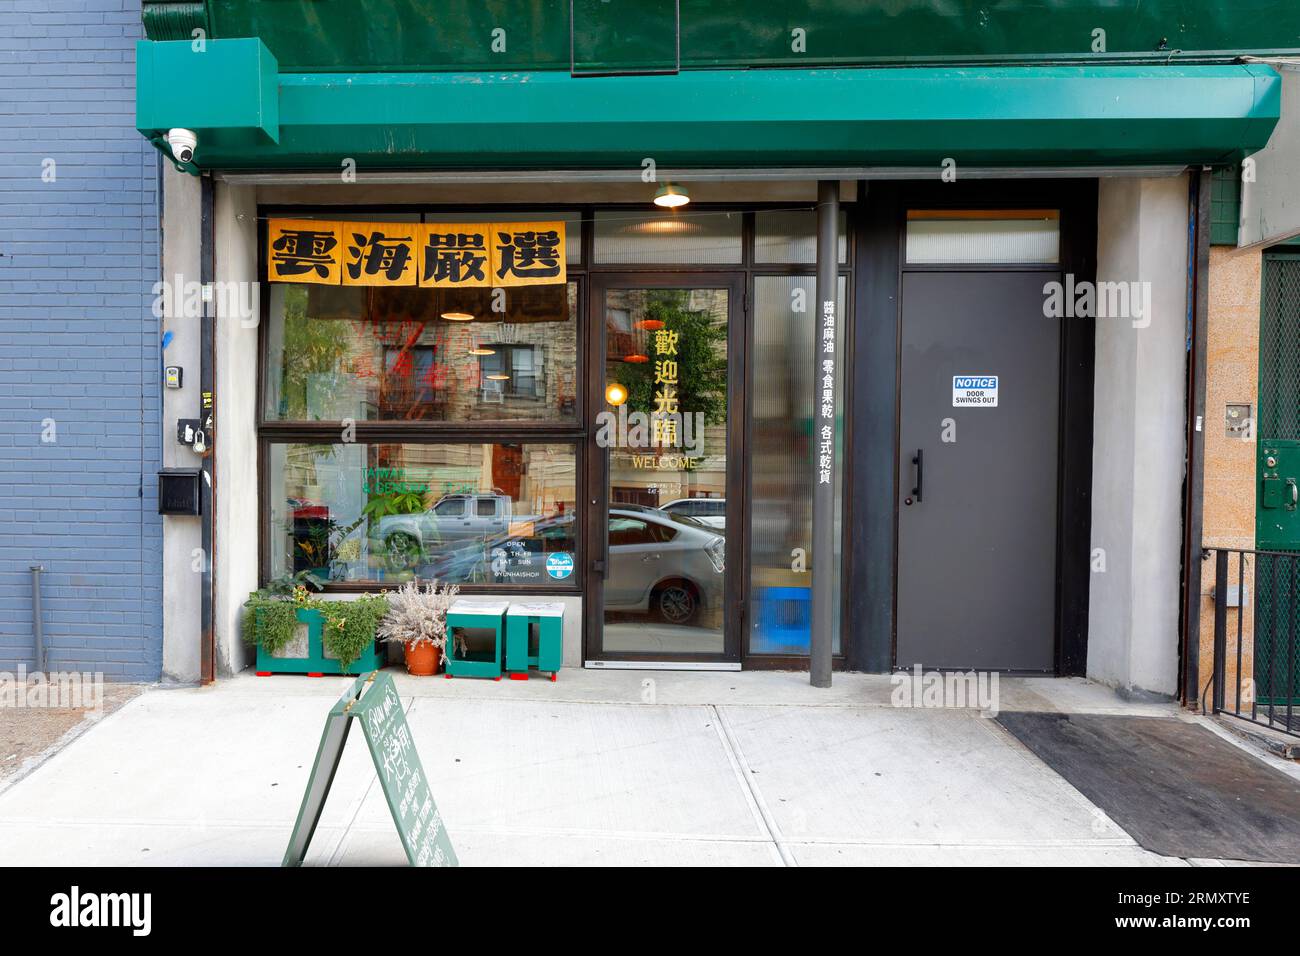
263,282,578,422
753,210,848,264
266,442,578,587
258,203,855,640
749,275,846,655
594,210,743,264
905,210,1060,264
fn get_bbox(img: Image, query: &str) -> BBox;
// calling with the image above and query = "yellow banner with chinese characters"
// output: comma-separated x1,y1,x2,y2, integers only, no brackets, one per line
340,221,419,287
419,224,491,288
267,219,344,285
490,221,567,287
267,219,565,289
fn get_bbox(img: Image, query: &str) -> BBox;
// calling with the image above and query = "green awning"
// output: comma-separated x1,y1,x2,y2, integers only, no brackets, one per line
136,39,1281,172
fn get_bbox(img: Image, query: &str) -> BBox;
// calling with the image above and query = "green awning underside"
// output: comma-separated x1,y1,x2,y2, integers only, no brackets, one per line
135,39,1281,172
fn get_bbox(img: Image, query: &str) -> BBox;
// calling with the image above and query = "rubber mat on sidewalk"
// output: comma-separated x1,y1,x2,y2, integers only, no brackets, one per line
995,713,1300,864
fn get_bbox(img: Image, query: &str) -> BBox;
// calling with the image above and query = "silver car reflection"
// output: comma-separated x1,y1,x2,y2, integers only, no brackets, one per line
660,497,726,530
421,506,724,626
603,507,724,625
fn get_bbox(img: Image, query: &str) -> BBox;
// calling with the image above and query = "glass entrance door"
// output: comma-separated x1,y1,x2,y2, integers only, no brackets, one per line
585,275,744,665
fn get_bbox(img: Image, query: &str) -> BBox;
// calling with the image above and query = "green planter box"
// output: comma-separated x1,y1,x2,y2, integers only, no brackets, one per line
445,599,509,680
255,607,384,676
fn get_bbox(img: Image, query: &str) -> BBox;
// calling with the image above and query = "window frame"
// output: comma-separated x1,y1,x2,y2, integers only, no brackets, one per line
902,208,1062,267
256,200,856,606
257,204,592,594
258,435,586,594
260,277,580,430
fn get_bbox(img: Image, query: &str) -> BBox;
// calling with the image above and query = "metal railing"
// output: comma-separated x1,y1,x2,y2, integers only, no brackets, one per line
1202,546,1300,738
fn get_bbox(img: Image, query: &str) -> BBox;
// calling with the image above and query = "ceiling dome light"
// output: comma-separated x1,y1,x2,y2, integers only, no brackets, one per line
441,311,474,321
639,319,665,331
653,183,690,208
605,382,629,406
468,346,495,356
623,353,649,364
486,373,511,381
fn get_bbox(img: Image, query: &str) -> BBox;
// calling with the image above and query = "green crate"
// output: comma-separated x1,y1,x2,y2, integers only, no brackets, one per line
505,602,564,681
255,607,385,676
445,600,510,680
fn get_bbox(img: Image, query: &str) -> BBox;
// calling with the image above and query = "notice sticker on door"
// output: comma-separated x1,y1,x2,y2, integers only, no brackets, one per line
953,375,998,407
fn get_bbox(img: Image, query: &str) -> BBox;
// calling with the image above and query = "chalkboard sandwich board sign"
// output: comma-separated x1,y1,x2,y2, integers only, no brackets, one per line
283,670,458,867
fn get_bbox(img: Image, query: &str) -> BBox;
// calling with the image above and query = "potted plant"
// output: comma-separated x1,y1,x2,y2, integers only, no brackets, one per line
242,572,389,676
376,579,460,675
241,570,322,659
318,593,390,672
286,512,368,582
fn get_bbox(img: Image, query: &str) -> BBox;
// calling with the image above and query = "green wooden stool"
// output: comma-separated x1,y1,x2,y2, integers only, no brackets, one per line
445,599,509,680
505,602,564,681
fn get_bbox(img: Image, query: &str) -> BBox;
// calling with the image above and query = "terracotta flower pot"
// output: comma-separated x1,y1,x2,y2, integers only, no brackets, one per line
403,640,441,676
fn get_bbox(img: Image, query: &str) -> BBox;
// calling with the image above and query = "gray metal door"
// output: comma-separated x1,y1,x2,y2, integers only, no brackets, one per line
896,271,1061,671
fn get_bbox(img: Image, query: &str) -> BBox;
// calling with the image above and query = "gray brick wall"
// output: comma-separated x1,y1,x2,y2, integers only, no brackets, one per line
0,1,162,679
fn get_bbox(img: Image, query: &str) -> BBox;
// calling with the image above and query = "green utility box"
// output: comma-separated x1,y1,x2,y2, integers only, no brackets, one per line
445,599,509,680
505,602,564,681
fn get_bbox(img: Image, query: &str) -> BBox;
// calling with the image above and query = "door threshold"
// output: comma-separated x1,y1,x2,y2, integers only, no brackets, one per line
584,660,742,671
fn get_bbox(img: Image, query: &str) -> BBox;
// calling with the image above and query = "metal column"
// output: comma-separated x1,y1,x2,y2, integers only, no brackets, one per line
199,174,215,683
1181,168,1211,704
811,180,839,687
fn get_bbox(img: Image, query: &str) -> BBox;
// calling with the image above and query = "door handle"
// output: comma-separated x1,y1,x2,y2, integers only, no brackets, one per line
591,494,609,578
906,449,923,505
641,553,661,562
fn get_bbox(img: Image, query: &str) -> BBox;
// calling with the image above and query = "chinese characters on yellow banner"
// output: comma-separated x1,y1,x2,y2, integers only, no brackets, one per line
491,222,566,287
267,220,344,285
419,225,489,287
267,219,565,289
342,222,417,287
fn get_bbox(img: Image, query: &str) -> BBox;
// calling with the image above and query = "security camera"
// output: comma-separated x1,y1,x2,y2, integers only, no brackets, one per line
167,128,198,164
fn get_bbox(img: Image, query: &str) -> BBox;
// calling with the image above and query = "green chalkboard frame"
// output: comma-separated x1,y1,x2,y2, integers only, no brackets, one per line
282,671,458,867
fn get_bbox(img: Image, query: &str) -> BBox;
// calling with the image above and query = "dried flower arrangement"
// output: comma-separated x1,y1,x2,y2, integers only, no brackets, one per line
376,579,460,663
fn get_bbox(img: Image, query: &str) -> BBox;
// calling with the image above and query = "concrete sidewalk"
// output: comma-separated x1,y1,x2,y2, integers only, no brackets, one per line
0,670,1282,866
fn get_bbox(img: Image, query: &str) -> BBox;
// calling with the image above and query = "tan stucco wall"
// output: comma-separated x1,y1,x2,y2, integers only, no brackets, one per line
1197,245,1262,703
